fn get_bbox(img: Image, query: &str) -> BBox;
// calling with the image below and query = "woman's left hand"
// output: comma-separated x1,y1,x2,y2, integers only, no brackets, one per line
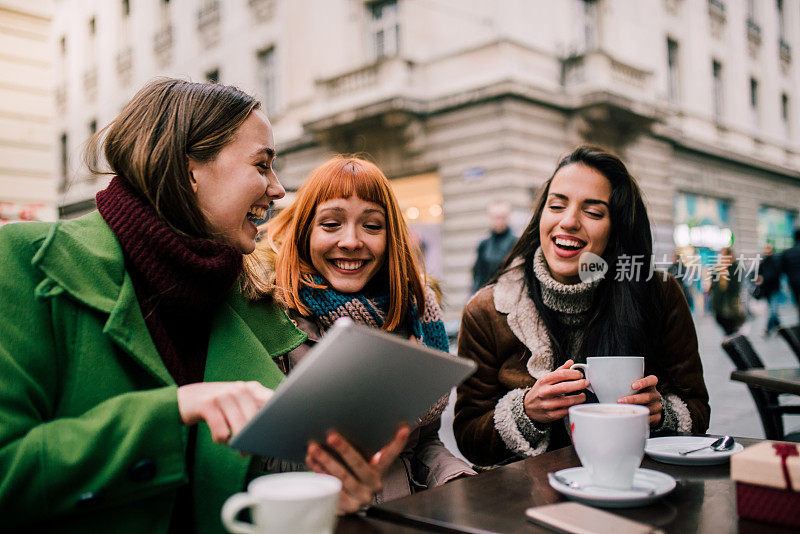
617,375,662,426
305,424,410,514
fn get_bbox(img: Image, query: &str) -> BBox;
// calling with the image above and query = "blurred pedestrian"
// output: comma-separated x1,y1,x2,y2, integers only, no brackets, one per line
667,252,694,311
754,243,782,336
781,228,800,323
710,247,746,336
472,201,517,293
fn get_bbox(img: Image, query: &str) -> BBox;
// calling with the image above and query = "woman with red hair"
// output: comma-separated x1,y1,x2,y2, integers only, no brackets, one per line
243,156,474,506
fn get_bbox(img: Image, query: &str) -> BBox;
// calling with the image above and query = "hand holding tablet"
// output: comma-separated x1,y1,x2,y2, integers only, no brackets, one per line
229,318,476,462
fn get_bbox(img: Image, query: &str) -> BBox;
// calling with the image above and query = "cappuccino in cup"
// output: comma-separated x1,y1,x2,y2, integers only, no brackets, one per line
569,403,649,489
221,472,341,534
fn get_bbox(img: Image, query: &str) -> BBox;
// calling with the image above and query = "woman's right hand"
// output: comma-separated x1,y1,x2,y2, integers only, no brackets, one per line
177,381,274,444
306,424,410,514
523,360,588,423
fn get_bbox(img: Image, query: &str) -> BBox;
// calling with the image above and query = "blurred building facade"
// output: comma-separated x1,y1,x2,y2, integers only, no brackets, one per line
54,0,800,319
0,0,56,226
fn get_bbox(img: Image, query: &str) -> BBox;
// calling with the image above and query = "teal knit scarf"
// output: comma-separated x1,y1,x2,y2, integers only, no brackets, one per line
298,276,449,353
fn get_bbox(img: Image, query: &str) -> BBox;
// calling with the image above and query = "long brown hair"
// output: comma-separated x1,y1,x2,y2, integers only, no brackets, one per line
85,78,259,237
245,156,425,331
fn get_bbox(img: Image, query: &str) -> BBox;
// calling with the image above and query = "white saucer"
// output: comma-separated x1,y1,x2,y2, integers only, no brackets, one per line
548,467,676,508
645,436,744,466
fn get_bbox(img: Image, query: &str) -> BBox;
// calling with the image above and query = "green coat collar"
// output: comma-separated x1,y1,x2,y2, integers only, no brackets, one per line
31,211,306,380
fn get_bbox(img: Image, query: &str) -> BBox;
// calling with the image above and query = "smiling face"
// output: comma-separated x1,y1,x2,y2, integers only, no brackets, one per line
539,163,612,284
189,109,285,253
309,195,388,293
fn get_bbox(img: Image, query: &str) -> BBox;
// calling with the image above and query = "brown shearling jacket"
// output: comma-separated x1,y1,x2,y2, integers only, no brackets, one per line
454,266,710,467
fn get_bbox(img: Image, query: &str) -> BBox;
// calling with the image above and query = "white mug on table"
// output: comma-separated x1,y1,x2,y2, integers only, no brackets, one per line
221,472,341,534
569,403,650,489
569,356,644,403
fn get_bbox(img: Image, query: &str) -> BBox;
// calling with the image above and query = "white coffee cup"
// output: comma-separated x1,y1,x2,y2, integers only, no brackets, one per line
569,403,649,489
569,356,644,403
221,472,341,534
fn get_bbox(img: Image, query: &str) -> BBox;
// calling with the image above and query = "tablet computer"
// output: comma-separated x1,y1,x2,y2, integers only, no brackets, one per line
229,317,476,462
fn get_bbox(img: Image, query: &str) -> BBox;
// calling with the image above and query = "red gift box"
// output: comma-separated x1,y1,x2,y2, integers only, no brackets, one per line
731,441,800,528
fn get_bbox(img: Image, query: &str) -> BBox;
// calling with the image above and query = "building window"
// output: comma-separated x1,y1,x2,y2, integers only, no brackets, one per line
745,0,760,39
205,68,219,83
59,133,68,191
88,120,98,169
59,36,66,55
122,0,130,16
667,38,679,103
782,93,790,134
777,0,786,40
368,0,399,60
257,48,276,116
574,0,599,52
89,17,96,36
712,60,723,120
750,77,759,125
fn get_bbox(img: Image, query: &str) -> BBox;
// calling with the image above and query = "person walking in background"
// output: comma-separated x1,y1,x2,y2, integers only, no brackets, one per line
471,201,518,293
454,146,709,467
781,228,800,323
755,243,782,336
668,252,694,311
710,247,746,336
242,156,475,503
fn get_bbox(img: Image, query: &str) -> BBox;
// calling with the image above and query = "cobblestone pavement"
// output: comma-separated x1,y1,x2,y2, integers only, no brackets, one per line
439,300,800,461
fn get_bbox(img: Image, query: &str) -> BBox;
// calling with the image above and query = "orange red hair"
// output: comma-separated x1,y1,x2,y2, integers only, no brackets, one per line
262,156,425,331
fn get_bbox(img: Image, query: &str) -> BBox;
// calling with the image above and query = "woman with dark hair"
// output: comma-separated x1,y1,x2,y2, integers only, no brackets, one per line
454,146,710,466
242,156,475,503
0,79,407,532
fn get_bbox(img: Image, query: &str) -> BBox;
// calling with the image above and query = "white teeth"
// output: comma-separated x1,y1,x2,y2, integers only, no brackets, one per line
554,237,584,248
247,205,268,220
333,260,365,271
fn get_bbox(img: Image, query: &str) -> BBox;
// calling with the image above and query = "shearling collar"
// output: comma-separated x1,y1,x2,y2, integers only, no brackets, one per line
493,257,554,379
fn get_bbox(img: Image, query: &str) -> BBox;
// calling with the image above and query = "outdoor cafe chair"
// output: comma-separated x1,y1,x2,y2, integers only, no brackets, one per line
721,334,800,442
777,325,800,363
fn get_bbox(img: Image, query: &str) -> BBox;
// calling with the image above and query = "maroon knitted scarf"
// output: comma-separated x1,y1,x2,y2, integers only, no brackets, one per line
96,176,243,385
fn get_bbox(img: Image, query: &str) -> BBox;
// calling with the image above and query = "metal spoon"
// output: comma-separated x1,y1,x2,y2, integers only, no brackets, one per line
678,435,735,456
549,472,656,496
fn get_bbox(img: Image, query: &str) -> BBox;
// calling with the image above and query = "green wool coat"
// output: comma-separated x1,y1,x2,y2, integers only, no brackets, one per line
0,211,307,533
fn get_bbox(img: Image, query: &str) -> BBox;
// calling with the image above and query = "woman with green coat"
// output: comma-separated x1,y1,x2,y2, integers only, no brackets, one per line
0,79,408,533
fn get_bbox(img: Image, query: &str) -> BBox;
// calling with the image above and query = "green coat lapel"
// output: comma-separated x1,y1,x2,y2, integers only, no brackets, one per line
34,211,173,386
103,273,174,386
194,294,306,534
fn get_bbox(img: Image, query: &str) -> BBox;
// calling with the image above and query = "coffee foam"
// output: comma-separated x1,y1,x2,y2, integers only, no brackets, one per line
575,404,645,416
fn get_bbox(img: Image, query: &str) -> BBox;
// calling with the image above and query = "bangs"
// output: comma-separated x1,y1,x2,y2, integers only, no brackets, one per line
310,159,389,209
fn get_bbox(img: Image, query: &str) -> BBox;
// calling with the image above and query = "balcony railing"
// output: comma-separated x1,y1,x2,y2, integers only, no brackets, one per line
55,84,66,108
248,0,275,21
708,0,726,26
154,25,173,55
780,39,792,63
116,47,133,75
746,18,761,43
83,66,97,94
317,57,412,99
197,0,220,31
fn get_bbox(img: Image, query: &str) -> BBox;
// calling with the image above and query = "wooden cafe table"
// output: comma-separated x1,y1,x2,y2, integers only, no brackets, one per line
730,368,800,396
358,437,798,534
